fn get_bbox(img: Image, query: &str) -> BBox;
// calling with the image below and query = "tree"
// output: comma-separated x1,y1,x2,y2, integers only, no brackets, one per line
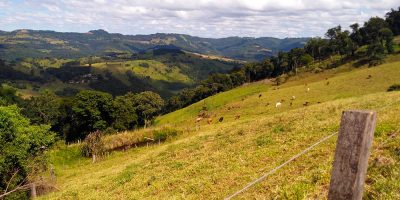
0,105,55,199
299,54,313,67
22,91,61,126
386,7,400,35
363,17,389,44
304,37,328,61
0,85,22,106
379,27,394,53
133,91,164,127
367,41,386,66
288,48,306,74
350,23,364,46
71,90,113,140
112,92,138,131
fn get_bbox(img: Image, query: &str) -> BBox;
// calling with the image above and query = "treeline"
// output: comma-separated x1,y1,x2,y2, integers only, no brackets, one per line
165,8,400,112
0,86,164,142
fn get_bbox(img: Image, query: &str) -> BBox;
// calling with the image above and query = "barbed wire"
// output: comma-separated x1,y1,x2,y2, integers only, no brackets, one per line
225,131,338,200
224,99,400,199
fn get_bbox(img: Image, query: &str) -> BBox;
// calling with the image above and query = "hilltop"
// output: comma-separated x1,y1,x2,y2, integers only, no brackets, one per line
0,29,308,61
39,53,400,199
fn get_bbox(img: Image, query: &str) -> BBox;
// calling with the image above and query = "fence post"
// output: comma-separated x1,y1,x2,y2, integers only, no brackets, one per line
328,110,377,200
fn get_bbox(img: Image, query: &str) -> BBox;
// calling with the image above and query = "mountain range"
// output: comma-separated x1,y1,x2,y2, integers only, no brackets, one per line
0,29,309,61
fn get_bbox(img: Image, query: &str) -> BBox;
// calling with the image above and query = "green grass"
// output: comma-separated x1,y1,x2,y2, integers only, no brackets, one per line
39,57,400,199
90,60,192,84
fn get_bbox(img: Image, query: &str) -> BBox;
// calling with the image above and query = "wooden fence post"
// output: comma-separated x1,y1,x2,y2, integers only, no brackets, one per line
328,110,377,200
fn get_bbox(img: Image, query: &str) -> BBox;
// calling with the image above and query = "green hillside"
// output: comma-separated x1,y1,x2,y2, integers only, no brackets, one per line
39,55,400,199
0,49,240,98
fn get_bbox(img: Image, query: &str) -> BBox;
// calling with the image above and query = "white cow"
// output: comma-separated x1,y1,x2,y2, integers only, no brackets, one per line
275,102,282,108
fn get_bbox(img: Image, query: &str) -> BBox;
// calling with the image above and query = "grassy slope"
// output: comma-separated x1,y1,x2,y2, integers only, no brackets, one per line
90,60,191,85
41,57,400,199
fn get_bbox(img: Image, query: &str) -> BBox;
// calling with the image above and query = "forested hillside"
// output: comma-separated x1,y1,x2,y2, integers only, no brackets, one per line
0,30,308,61
0,48,240,97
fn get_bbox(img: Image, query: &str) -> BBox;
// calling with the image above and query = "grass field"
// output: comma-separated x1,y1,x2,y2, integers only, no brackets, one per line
90,60,192,85
40,56,400,199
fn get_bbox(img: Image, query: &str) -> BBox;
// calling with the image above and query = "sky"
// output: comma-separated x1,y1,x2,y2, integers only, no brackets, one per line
0,0,398,38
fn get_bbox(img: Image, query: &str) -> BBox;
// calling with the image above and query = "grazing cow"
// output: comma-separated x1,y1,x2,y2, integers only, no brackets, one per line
367,75,372,79
291,96,296,100
235,115,241,120
207,118,213,124
266,103,270,106
303,101,310,106
219,117,224,122
276,102,282,108
326,81,330,85
196,117,203,123
317,102,321,104
259,94,262,98
307,88,310,92
290,102,293,106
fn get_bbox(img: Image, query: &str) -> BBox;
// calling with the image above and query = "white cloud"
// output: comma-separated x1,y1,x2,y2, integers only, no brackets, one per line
0,0,398,38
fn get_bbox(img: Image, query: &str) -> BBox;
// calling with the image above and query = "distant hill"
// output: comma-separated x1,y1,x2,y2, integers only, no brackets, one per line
0,29,309,61
0,48,241,98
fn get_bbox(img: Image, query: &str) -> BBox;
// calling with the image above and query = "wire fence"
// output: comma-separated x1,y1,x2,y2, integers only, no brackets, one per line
225,100,400,199
224,132,338,200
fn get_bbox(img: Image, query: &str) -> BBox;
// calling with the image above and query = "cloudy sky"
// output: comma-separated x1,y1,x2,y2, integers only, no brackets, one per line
0,0,398,38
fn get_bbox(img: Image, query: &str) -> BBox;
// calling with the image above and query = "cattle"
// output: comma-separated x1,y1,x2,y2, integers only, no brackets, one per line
291,96,296,100
307,88,310,92
196,117,203,123
219,117,224,122
235,115,241,120
259,94,262,98
303,101,310,106
207,118,213,124
276,102,282,108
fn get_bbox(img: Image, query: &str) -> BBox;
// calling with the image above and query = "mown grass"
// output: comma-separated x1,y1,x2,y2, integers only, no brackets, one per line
40,57,400,199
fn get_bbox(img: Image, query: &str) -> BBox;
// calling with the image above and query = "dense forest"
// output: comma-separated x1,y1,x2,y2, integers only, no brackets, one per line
0,7,399,199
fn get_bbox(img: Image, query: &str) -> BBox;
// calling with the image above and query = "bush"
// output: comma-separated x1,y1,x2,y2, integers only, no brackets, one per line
0,105,55,199
81,131,104,163
387,84,400,92
139,62,149,68
153,127,179,141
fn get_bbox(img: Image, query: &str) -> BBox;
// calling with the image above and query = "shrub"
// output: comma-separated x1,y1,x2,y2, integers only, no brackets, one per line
153,127,179,141
81,131,104,163
387,84,400,92
139,62,149,68
0,105,55,199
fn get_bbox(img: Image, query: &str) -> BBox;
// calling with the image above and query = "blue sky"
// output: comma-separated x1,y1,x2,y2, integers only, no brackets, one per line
0,0,398,38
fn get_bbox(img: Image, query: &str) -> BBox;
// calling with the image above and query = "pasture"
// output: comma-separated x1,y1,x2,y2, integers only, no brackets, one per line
40,56,400,199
